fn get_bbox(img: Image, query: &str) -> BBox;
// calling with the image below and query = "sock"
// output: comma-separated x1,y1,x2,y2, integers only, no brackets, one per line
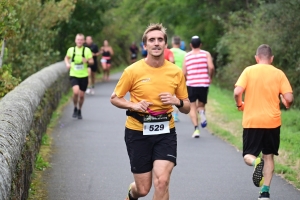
261,185,270,193
194,126,198,130
252,159,256,166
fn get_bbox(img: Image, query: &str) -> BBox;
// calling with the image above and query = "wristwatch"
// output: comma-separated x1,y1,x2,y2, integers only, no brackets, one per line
176,99,184,108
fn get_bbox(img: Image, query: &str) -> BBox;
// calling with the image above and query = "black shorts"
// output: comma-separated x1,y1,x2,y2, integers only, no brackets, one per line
69,76,88,92
187,86,209,103
124,127,177,174
243,126,280,157
131,53,137,60
88,62,98,72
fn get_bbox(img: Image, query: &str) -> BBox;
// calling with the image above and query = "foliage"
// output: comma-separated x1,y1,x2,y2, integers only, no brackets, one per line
6,0,75,80
215,0,300,107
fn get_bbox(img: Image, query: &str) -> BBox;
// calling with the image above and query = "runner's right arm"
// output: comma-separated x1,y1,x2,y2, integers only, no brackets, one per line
64,48,72,69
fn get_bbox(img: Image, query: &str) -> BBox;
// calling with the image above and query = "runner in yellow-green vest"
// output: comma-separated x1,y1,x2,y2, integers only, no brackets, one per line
64,33,93,119
170,36,187,122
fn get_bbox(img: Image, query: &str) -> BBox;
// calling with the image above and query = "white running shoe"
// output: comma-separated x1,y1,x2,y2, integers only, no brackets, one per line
200,110,207,128
86,88,91,94
91,89,95,95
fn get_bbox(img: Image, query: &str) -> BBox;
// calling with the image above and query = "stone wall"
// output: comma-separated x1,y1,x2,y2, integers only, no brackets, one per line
0,62,70,200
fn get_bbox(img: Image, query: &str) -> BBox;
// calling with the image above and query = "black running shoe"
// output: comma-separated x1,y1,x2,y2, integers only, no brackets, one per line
72,107,78,118
77,109,82,119
253,158,264,187
258,192,270,200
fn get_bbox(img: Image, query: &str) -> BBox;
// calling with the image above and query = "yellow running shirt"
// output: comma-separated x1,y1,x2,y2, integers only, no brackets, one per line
114,59,188,131
235,64,293,128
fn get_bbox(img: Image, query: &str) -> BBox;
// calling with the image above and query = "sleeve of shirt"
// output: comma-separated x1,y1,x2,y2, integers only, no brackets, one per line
66,47,73,58
280,71,293,94
175,71,188,99
235,68,248,89
85,48,93,59
114,70,132,98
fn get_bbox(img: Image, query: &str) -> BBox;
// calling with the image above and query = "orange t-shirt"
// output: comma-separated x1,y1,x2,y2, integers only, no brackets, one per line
114,59,188,131
235,64,293,128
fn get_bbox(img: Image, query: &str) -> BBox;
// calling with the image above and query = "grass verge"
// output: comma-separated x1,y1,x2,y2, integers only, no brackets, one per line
28,65,127,199
206,84,300,189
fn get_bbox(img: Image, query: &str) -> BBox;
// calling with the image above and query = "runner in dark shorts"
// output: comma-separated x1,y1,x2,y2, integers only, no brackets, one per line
85,36,100,95
111,23,190,200
64,33,93,119
130,42,139,63
234,44,293,200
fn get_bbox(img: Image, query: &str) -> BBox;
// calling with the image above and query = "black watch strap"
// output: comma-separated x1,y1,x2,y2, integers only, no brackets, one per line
176,99,184,108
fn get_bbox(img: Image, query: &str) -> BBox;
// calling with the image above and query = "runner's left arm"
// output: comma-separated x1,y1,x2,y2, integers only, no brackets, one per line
82,48,94,65
206,51,215,82
110,47,114,56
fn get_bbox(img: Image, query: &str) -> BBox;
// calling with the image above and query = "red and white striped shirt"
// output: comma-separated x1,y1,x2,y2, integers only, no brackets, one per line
185,50,210,87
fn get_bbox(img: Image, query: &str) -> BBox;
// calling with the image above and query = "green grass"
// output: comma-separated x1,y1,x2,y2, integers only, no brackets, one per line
206,84,300,189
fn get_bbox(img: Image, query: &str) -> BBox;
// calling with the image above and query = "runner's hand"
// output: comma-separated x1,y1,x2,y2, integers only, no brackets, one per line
237,102,244,111
82,57,88,63
131,100,152,112
66,63,71,69
159,92,178,105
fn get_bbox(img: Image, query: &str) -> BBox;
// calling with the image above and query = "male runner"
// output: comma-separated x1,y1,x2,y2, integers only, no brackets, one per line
183,36,214,138
130,42,139,63
64,33,93,119
110,23,190,200
234,44,293,200
85,36,100,95
171,36,186,122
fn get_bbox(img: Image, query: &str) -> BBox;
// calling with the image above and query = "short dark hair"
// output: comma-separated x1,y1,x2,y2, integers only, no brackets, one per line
142,23,167,45
190,36,201,48
172,36,181,45
256,44,273,59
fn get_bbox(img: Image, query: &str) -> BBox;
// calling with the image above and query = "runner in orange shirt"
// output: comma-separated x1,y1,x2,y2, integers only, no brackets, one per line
234,44,293,200
111,23,190,200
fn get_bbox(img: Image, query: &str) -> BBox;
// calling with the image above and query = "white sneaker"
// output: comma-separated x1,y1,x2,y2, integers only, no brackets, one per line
86,88,91,94
200,111,207,128
91,88,95,95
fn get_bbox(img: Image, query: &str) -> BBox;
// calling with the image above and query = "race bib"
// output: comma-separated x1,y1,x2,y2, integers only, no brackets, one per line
74,64,84,70
143,114,170,135
132,53,136,57
101,58,107,63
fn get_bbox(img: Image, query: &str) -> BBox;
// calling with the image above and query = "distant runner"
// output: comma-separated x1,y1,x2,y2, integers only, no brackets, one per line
111,23,190,200
85,36,100,95
130,42,139,63
140,41,148,58
64,33,93,119
171,36,186,122
183,36,214,138
164,48,174,63
100,40,114,81
234,44,293,200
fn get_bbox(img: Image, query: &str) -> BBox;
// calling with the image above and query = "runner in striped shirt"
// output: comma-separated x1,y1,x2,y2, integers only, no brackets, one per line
183,36,214,138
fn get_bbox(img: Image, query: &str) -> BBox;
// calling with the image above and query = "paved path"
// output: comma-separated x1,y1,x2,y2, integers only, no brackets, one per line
45,72,300,200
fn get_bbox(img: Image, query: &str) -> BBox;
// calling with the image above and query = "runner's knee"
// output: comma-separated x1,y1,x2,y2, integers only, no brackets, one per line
153,175,170,192
136,186,150,197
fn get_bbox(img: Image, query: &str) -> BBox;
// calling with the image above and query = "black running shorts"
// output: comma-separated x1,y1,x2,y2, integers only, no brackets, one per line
243,126,280,157
70,76,88,92
187,86,209,103
124,127,177,174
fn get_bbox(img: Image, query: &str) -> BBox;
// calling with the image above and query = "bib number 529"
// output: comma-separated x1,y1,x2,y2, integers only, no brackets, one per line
149,124,164,131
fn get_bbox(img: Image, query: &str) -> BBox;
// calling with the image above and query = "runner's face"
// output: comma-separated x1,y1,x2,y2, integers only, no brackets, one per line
145,30,166,58
86,37,93,45
75,35,85,47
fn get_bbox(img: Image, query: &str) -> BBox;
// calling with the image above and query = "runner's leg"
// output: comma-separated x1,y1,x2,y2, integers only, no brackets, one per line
86,67,92,94
152,160,174,200
129,172,152,198
262,154,274,186
72,85,80,107
190,102,198,126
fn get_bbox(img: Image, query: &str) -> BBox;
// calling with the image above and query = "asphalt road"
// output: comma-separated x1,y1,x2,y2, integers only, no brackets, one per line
45,72,300,200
